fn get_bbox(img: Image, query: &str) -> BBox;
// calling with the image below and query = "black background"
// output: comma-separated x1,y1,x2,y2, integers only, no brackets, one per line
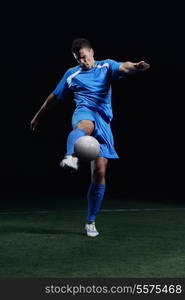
0,2,184,202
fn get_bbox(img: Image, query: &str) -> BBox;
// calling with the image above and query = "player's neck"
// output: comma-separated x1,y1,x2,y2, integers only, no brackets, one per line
82,60,96,70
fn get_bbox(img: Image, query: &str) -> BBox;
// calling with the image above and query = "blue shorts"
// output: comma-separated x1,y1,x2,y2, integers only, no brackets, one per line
72,106,119,159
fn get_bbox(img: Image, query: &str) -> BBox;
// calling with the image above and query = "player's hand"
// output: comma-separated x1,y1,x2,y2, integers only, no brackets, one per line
135,61,150,71
30,117,39,131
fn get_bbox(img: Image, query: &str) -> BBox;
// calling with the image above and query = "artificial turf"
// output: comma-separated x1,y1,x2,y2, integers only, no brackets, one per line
0,197,185,278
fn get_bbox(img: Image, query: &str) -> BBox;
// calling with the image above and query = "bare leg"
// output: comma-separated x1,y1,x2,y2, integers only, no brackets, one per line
76,120,94,135
90,156,108,184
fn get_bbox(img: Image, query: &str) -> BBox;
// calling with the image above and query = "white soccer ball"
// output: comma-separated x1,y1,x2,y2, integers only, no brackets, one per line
74,136,100,161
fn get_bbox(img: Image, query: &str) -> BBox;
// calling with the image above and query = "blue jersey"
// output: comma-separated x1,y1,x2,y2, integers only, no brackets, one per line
52,59,123,122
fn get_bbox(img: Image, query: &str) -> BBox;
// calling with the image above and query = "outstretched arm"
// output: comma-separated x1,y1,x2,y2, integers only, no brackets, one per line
119,61,150,74
30,93,57,131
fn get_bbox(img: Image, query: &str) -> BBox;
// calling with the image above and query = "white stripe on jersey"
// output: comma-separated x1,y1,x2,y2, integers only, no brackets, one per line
67,69,82,87
66,63,109,87
95,63,109,68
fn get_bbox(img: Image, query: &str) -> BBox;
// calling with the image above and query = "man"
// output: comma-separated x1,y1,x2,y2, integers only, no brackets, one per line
30,38,150,237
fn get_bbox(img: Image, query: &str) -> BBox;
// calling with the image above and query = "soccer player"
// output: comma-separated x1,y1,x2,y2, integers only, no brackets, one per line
30,38,150,237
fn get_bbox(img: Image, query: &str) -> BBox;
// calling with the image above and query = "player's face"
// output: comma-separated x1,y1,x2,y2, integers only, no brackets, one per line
73,48,95,70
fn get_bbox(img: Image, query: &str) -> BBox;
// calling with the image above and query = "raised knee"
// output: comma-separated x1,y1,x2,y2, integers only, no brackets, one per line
76,120,94,135
84,125,93,135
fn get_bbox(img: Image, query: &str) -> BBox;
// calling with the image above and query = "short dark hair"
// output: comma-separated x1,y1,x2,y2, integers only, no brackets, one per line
71,38,92,54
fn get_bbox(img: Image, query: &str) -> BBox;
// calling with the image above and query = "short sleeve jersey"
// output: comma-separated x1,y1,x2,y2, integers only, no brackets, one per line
52,59,123,121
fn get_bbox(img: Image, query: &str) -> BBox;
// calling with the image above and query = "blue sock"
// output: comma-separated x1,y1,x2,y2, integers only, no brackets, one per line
66,128,87,155
86,183,106,222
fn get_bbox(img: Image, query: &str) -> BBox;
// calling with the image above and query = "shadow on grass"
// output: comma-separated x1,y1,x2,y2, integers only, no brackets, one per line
0,226,84,236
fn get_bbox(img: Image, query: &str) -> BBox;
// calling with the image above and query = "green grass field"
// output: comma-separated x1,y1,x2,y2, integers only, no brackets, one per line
0,195,185,278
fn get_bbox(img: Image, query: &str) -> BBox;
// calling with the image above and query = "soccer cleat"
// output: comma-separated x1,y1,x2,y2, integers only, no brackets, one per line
59,155,79,172
85,222,99,237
